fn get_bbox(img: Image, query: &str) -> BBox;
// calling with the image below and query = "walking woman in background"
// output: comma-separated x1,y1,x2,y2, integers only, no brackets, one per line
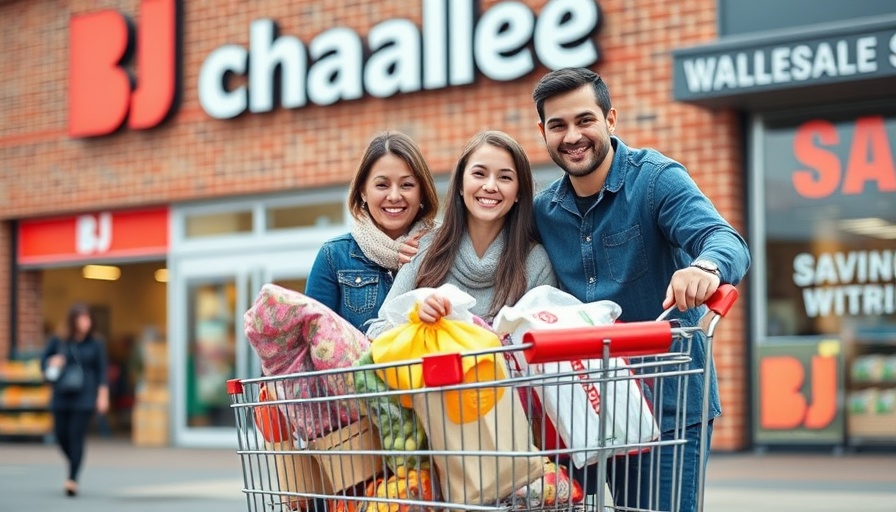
41,303,109,497
306,131,440,330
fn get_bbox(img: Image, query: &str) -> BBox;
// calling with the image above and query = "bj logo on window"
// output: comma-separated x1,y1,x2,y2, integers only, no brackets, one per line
68,0,180,138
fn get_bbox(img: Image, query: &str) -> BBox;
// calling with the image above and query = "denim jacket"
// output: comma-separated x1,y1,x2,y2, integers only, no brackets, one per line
305,233,395,332
533,137,751,431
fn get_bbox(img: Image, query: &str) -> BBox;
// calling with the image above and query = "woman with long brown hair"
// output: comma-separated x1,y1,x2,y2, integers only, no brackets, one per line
367,130,555,335
41,303,109,497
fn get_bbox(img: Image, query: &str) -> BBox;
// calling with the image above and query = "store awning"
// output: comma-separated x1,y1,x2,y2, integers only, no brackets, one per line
672,15,896,109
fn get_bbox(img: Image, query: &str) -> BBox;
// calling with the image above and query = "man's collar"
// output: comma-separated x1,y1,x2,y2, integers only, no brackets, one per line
604,136,625,193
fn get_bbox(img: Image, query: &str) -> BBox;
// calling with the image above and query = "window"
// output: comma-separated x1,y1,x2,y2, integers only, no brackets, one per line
266,202,344,230
761,108,896,337
184,211,253,238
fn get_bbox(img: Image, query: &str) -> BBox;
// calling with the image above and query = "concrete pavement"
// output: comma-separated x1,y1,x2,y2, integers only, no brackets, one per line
1,437,894,511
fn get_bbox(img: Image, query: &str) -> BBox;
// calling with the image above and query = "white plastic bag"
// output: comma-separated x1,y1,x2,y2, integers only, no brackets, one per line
494,285,621,372
494,285,660,468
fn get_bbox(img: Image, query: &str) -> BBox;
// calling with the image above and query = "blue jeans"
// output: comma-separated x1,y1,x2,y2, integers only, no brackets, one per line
572,420,713,512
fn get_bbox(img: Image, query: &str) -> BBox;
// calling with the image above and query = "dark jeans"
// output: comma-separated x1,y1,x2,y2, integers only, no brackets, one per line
53,409,94,482
572,420,714,512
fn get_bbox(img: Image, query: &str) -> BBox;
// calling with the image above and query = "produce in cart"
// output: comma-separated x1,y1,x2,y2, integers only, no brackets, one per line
513,460,584,508
353,351,428,471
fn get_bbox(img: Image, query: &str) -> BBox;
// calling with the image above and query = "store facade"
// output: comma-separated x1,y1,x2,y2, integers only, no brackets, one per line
2,0,787,449
674,0,896,448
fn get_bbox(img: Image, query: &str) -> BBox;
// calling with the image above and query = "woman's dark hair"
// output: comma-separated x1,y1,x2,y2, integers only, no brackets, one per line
416,130,537,317
347,131,439,227
533,67,612,122
65,303,94,341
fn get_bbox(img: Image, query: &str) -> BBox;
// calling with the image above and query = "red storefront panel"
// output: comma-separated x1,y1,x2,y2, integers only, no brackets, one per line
18,207,169,265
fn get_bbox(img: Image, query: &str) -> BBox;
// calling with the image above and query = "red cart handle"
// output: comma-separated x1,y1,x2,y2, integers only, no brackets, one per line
523,285,739,364
523,322,674,363
706,284,738,317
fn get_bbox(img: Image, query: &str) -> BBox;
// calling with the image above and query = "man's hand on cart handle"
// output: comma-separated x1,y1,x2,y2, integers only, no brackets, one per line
662,267,721,312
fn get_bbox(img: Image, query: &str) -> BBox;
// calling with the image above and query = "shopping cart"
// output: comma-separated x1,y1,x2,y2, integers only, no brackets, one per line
227,285,738,512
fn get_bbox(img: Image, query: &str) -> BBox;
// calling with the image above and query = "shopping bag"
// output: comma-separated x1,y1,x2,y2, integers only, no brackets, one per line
414,366,543,505
370,284,506,421
493,285,622,373
255,383,331,510
245,284,368,440
370,284,542,504
493,285,659,468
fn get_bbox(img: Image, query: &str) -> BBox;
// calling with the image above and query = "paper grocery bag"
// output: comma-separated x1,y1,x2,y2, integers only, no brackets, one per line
263,439,330,510
309,417,384,492
414,380,543,505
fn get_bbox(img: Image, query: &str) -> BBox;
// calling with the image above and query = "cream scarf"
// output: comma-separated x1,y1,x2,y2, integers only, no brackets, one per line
351,212,432,270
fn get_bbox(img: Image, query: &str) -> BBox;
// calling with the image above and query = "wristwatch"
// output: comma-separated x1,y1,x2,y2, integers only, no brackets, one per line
690,259,721,278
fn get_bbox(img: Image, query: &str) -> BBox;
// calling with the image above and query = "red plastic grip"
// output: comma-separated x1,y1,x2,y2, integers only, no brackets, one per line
422,352,464,386
705,284,738,317
226,378,244,395
523,322,674,364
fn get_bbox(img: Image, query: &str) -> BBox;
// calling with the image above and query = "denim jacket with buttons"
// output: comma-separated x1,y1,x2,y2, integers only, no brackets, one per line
533,137,751,432
305,233,395,332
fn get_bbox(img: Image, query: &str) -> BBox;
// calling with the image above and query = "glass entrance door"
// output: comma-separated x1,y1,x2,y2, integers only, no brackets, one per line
170,250,316,447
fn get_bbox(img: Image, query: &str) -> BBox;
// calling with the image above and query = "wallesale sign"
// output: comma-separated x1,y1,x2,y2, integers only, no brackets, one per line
198,0,603,119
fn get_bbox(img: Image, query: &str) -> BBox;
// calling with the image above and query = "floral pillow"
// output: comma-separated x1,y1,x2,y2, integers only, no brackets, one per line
244,283,370,440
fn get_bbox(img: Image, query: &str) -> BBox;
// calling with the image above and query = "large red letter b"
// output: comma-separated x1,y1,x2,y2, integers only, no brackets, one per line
68,0,177,138
68,10,131,138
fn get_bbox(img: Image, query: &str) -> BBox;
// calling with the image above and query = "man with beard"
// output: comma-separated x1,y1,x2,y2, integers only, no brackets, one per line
530,67,751,512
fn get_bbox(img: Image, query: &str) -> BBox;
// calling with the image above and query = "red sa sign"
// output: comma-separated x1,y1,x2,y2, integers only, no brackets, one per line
792,115,896,199
68,0,179,137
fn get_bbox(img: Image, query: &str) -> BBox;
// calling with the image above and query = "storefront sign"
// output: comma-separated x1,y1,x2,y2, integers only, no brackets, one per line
18,208,169,266
68,0,601,131
754,339,844,445
793,250,896,317
672,20,896,102
783,115,896,319
68,0,179,138
198,0,602,119
792,115,896,199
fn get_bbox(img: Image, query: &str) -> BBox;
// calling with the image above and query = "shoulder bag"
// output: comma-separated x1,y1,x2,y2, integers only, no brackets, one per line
57,342,85,394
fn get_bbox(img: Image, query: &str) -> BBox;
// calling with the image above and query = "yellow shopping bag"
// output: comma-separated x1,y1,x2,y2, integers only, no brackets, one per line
370,285,506,423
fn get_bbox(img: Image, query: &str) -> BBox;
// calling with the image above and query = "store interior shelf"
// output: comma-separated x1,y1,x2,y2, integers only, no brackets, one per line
846,337,896,446
0,359,53,439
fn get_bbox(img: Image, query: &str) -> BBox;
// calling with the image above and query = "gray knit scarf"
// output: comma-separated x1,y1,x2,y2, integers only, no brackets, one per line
351,212,432,270
452,231,505,290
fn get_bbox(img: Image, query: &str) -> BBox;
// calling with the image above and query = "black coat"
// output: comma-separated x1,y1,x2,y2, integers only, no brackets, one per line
41,335,108,411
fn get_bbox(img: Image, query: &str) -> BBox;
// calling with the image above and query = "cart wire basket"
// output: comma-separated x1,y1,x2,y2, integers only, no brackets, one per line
227,285,738,512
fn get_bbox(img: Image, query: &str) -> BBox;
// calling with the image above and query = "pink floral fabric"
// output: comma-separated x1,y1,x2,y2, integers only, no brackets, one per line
244,284,370,440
